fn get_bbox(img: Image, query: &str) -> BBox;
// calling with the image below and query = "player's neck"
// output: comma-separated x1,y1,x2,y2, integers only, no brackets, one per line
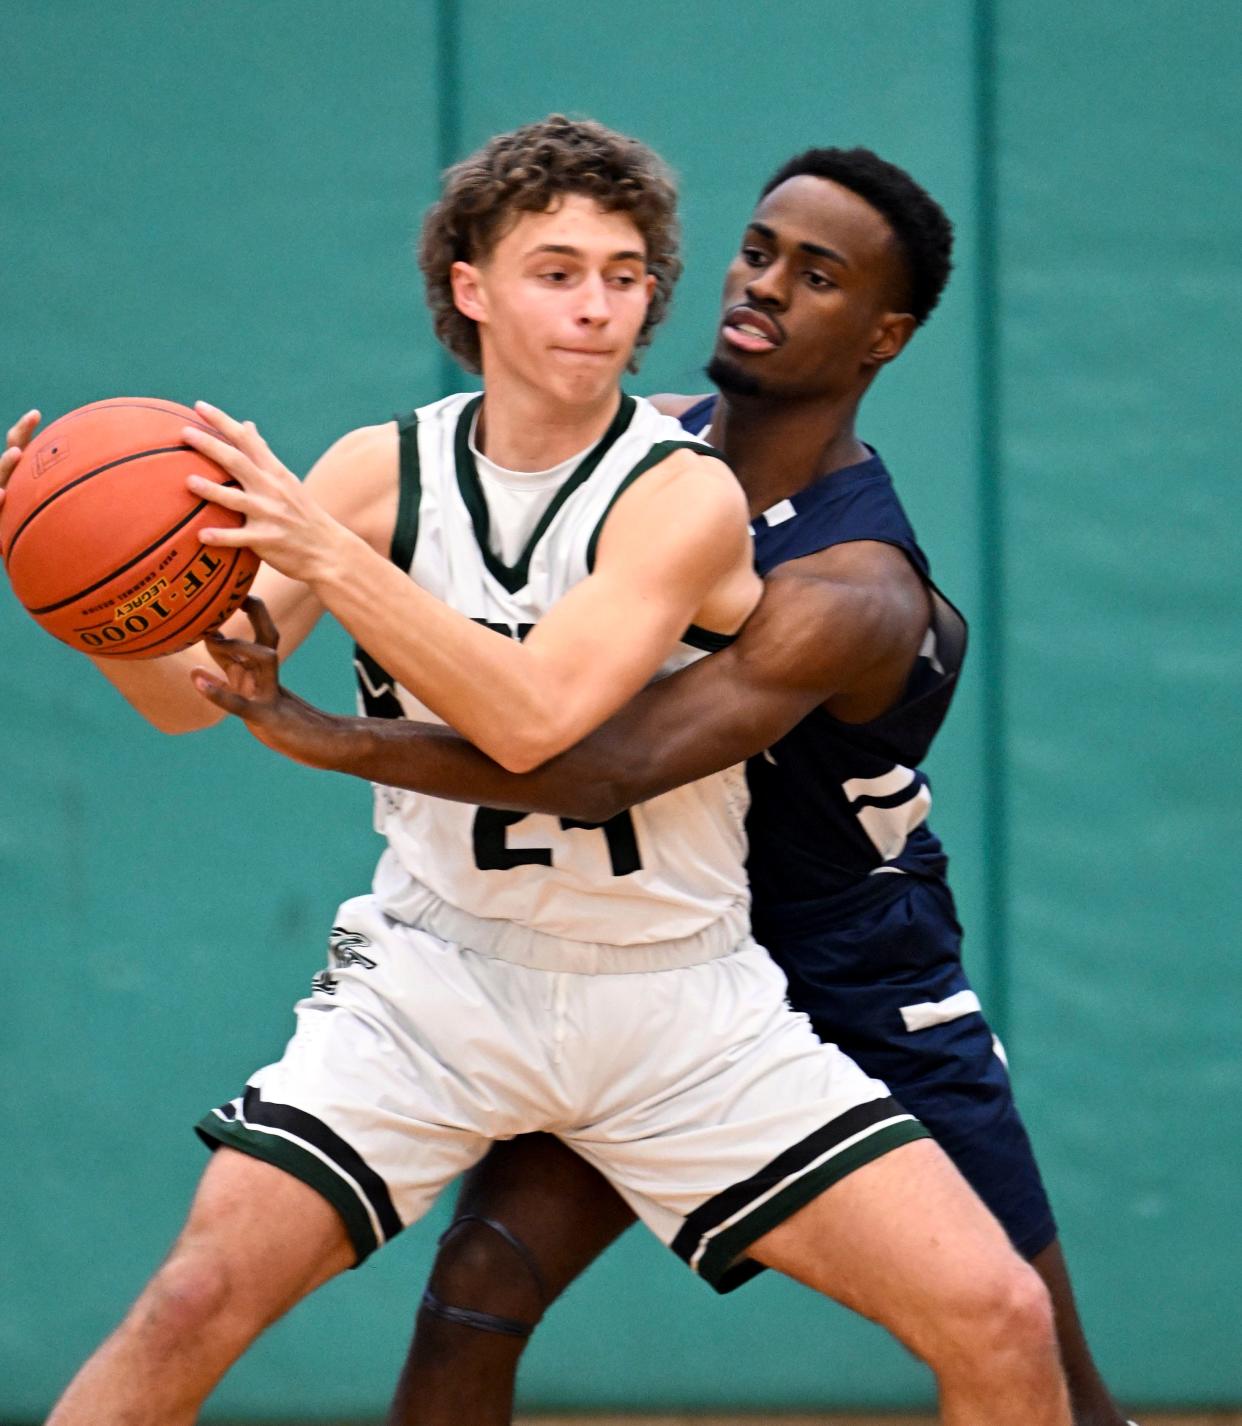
473,377,623,473
707,392,871,517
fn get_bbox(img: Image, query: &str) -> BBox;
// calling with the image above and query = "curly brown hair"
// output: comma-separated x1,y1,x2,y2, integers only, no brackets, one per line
418,114,681,375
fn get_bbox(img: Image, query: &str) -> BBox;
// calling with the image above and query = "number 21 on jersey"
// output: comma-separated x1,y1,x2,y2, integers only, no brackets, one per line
472,807,642,876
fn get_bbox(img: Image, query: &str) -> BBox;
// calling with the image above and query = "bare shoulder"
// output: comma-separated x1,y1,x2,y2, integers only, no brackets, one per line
634,443,746,519
305,420,399,553
598,444,749,575
306,421,397,484
648,392,711,418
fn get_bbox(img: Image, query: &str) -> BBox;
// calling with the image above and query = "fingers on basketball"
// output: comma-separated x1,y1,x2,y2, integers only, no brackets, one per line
195,402,264,460
243,595,280,649
1,398,259,658
2,411,41,490
6,410,40,450
184,425,249,485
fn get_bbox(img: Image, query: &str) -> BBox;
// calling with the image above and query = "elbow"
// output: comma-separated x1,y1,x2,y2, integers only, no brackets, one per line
134,699,226,736
491,737,559,776
571,772,637,822
483,715,577,776
146,710,213,736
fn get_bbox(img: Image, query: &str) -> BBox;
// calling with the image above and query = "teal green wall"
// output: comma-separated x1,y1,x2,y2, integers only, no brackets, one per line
0,1,1237,1417
995,0,1242,1402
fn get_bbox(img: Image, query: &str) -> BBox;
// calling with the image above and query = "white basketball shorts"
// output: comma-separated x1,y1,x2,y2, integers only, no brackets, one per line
197,894,927,1292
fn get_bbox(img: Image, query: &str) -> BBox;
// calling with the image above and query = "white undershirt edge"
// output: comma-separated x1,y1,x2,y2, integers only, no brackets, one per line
469,411,593,566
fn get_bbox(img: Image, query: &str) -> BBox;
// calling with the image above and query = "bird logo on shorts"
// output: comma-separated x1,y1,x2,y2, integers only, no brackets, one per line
328,927,378,971
310,969,339,996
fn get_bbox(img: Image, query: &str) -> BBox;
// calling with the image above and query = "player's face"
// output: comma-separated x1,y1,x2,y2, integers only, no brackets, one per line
453,195,656,409
709,175,914,402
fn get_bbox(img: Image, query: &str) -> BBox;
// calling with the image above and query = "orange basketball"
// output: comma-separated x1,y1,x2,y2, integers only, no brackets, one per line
0,398,259,659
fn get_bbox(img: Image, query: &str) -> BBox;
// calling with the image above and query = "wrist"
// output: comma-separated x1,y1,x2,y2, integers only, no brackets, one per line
307,521,367,597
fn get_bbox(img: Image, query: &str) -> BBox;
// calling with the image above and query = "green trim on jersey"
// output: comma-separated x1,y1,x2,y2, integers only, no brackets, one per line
585,438,739,652
454,393,638,594
584,438,727,572
195,1113,381,1264
682,623,737,652
392,410,422,570
698,1116,929,1292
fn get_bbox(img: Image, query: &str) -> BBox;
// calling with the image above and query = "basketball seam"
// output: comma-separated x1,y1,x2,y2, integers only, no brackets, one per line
26,491,239,615
3,444,206,562
89,547,248,657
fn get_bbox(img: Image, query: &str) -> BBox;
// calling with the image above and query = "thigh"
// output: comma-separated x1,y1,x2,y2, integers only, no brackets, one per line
775,879,1057,1260
564,942,927,1294
748,1135,1022,1353
458,1137,635,1258
197,897,496,1266
866,1021,1057,1261
168,1146,356,1320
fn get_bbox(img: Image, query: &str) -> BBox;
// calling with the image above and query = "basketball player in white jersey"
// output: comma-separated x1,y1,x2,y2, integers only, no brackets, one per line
2,117,1068,1425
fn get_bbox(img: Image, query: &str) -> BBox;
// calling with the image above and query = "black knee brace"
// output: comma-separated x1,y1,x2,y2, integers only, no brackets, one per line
419,1214,551,1340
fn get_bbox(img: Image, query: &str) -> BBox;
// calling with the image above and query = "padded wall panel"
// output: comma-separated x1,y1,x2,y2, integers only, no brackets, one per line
0,3,446,1418
996,0,1242,1402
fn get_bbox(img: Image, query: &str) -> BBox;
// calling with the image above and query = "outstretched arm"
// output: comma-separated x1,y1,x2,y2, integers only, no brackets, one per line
185,403,759,772
196,543,928,822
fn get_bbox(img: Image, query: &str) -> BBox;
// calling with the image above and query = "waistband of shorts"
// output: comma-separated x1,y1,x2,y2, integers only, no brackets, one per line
376,877,752,974
753,867,953,940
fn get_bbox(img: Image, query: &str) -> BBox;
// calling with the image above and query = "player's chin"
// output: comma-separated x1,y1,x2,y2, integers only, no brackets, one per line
546,355,626,402
706,350,773,399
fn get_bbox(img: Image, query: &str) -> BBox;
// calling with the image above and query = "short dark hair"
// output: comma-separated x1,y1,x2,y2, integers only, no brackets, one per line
761,147,953,325
419,114,682,374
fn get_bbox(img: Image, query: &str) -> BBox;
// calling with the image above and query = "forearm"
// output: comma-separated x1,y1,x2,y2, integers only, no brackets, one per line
93,646,226,734
311,536,545,751
282,661,789,824
310,533,671,774
281,705,630,821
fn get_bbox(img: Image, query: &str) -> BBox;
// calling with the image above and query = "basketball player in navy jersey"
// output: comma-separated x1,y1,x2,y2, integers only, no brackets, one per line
197,148,1135,1426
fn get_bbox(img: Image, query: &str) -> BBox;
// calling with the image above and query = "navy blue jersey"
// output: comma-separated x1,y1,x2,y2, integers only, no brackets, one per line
678,396,968,915
676,399,1057,1265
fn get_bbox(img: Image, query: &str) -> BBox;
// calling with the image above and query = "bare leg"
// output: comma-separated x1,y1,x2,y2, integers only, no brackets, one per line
48,1148,355,1426
1032,1239,1132,1426
388,1135,634,1426
750,1138,1071,1426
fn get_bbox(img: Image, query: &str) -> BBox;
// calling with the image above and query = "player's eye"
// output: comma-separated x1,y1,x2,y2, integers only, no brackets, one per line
741,246,768,267
538,268,570,283
610,272,639,287
805,270,836,290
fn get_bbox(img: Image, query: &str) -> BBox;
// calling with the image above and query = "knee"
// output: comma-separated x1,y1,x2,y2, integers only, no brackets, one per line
989,1262,1056,1350
130,1243,236,1348
942,1260,1057,1370
426,1218,546,1326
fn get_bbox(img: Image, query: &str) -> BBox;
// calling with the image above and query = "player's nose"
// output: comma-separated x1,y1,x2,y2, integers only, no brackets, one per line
745,259,790,310
574,273,612,324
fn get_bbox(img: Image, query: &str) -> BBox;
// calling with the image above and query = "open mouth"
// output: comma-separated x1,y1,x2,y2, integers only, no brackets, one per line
721,305,784,354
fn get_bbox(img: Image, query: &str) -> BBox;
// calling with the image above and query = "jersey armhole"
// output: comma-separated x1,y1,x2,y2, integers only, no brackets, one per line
391,411,421,570
585,438,739,653
683,624,737,652
583,439,723,572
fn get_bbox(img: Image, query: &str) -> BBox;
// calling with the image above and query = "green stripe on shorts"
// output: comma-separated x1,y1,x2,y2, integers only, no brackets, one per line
697,1116,931,1292
195,1112,380,1265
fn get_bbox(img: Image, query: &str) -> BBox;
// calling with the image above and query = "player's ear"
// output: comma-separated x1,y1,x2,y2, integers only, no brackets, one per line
867,311,917,368
451,261,487,324
643,272,657,304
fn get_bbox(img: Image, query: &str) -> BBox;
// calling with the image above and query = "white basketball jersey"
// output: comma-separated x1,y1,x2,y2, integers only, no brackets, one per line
358,391,752,970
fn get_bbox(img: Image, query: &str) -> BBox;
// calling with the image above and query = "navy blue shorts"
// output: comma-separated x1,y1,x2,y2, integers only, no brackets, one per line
755,874,1057,1261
